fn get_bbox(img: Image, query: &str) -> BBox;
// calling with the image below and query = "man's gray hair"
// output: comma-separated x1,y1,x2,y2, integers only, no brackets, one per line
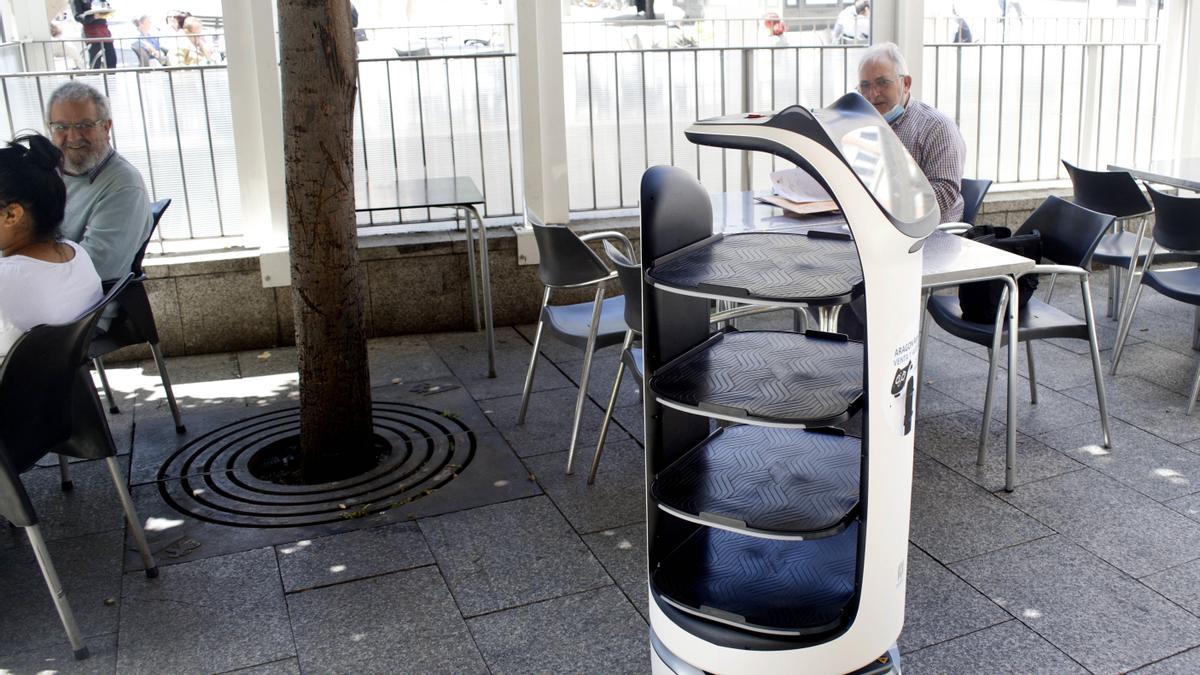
859,42,909,77
46,81,111,122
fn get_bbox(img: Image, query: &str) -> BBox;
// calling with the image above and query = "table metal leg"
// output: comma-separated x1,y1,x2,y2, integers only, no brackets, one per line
459,207,482,332
1193,307,1200,351
1003,275,1020,493
466,205,497,378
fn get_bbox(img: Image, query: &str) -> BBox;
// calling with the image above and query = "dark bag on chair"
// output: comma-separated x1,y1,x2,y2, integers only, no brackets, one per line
957,225,1043,323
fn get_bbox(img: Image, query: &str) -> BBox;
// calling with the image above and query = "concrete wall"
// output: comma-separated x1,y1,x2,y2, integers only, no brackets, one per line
128,189,1077,361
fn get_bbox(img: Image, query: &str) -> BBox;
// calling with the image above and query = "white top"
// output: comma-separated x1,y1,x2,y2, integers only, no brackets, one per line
0,240,104,361
833,6,870,43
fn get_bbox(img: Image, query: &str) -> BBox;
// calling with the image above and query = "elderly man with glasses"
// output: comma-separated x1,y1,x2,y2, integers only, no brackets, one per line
46,81,153,282
858,42,966,223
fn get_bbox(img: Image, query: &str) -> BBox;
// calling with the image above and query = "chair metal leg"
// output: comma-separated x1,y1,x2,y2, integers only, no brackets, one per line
566,286,607,475
1111,274,1147,373
1188,358,1200,416
978,285,1010,467
915,290,931,414
459,207,482,332
25,524,89,660
106,456,158,578
58,455,73,492
1003,277,1020,492
516,288,551,425
1193,307,1200,351
465,205,497,378
149,344,185,434
1081,278,1112,446
1105,266,1117,318
792,307,807,332
1045,273,1057,304
93,357,119,414
1025,341,1038,405
590,331,634,485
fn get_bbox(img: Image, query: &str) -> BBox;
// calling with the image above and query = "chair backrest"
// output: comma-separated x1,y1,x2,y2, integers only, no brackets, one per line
604,241,641,333
530,220,612,288
1146,186,1200,253
131,199,171,277
1062,160,1152,219
640,165,713,262
0,275,130,473
960,177,992,225
1015,196,1115,268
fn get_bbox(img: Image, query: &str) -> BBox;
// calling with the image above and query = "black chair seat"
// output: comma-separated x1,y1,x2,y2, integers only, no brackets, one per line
543,296,627,351
1092,231,1196,267
928,295,1089,347
1143,267,1200,306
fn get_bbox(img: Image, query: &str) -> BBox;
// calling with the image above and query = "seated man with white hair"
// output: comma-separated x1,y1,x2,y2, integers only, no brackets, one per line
857,42,966,223
46,80,153,282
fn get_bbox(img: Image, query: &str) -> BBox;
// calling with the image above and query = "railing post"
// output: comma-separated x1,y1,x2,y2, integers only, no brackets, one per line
740,47,753,191
221,0,290,286
1077,15,1104,169
1163,0,1200,162
513,0,569,239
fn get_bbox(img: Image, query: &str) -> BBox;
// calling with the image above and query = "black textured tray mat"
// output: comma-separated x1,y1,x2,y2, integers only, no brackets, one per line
653,426,860,535
652,523,859,635
648,232,862,303
650,331,863,425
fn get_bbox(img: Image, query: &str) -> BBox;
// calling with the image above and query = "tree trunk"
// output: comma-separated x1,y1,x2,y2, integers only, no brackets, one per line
278,0,374,482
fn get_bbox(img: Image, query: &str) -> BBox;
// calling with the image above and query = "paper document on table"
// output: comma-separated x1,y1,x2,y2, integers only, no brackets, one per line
770,168,833,203
757,194,840,217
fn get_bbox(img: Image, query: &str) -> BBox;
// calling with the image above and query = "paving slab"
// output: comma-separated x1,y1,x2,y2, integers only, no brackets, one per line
908,454,1053,564
899,544,1009,654
426,327,572,400
0,531,123,659
419,495,612,617
0,632,118,674
1115,301,1200,357
1110,341,1200,398
287,565,487,674
1130,646,1200,674
612,402,645,445
1002,468,1200,577
917,339,992,390
223,658,302,675
523,439,646,534
468,586,648,675
1064,375,1200,445
559,349,644,409
482,386,633,458
930,374,1102,437
1037,418,1200,502
1165,492,1200,524
16,458,129,544
235,346,299,378
274,521,434,593
915,411,1084,492
915,384,971,421
582,523,649,622
949,536,1200,673
995,341,1103,393
366,334,456,387
902,620,1087,675
1140,558,1200,618
116,547,294,674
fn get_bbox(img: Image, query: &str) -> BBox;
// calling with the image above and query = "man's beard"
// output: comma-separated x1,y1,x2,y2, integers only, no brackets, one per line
62,143,109,175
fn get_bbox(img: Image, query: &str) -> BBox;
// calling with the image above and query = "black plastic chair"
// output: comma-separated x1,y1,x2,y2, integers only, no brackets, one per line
1061,160,1177,321
517,220,633,475
0,275,158,660
589,241,645,484
90,199,185,434
1112,187,1200,412
960,177,992,225
925,196,1113,483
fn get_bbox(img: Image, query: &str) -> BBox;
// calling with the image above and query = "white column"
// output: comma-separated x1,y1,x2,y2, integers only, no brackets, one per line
871,0,925,100
221,0,290,287
514,0,570,226
10,0,54,71
1169,0,1200,159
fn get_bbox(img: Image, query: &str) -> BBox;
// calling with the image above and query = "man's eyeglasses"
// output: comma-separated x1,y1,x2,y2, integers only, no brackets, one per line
47,120,106,134
858,77,899,94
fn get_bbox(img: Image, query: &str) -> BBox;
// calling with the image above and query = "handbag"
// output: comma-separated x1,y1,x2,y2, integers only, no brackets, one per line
957,225,1043,323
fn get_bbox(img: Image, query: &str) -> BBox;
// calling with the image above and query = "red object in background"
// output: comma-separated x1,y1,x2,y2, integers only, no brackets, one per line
762,11,787,37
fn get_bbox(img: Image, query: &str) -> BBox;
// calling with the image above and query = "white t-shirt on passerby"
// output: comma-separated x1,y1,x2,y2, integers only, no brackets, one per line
833,6,870,44
0,240,103,361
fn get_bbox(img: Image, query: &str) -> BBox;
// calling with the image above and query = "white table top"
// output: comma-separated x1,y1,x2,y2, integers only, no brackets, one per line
708,191,1035,287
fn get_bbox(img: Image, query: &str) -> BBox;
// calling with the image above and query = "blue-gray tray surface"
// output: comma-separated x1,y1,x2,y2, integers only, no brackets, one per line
652,426,860,537
649,330,864,426
647,232,862,305
652,522,859,635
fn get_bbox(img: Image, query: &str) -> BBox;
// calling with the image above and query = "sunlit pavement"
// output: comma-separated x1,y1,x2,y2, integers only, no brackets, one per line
4,273,1200,673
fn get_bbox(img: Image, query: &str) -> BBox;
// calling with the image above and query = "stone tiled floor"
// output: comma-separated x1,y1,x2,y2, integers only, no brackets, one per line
5,274,1200,673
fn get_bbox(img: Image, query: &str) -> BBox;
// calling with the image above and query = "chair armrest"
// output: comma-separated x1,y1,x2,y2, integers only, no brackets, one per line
579,231,636,261
1027,264,1088,278
937,223,970,235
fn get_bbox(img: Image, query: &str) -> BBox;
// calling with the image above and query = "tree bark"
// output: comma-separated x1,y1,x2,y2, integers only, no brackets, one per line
278,0,374,481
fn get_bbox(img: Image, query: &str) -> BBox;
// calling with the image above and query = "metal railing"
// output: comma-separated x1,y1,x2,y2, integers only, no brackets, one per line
923,40,1162,184
924,16,1160,45
18,33,226,71
0,65,240,244
357,23,512,55
0,42,24,72
560,17,843,51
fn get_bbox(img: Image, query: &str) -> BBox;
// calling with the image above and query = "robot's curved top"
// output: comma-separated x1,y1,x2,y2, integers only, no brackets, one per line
684,92,939,239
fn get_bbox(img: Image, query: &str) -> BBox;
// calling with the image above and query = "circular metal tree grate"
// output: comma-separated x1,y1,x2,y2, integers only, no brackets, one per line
157,401,476,528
